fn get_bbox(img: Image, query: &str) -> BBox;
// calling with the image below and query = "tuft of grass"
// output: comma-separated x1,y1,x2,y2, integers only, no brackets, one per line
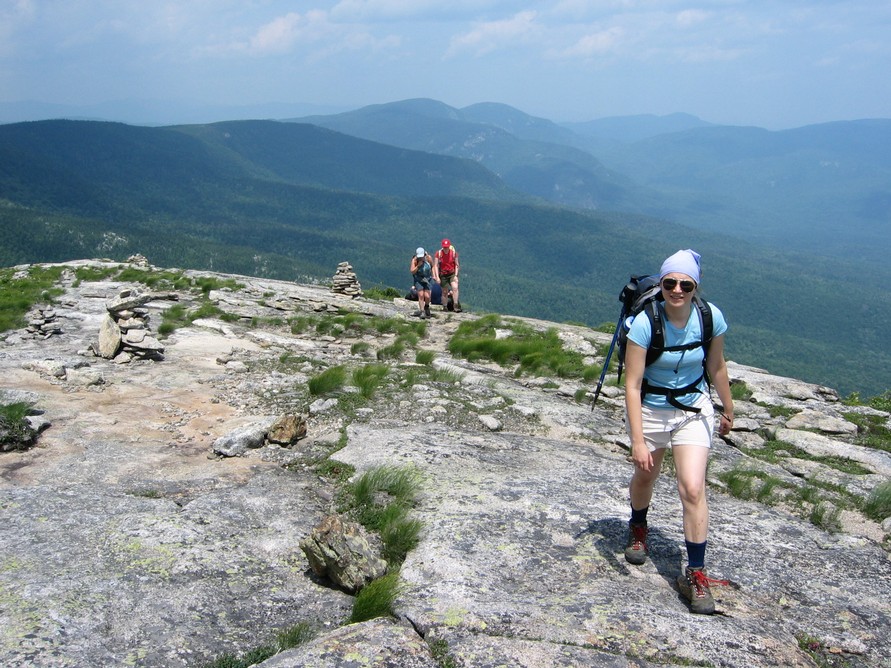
313,459,355,483
117,267,191,291
350,341,371,356
427,638,459,668
201,623,314,668
353,364,389,399
377,339,406,360
742,440,873,475
864,481,891,521
810,501,842,533
308,365,347,396
0,266,65,332
448,315,587,379
349,571,402,624
193,276,243,296
347,466,423,566
364,286,402,301
415,349,435,365
718,467,791,503
730,381,753,401
0,401,30,423
158,299,235,335
842,411,891,453
73,265,120,284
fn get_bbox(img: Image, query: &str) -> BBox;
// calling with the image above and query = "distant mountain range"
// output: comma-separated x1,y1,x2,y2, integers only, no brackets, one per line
293,99,891,262
1,102,889,396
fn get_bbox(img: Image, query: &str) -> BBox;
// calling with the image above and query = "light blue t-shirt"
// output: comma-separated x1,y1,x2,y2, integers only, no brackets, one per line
626,301,727,409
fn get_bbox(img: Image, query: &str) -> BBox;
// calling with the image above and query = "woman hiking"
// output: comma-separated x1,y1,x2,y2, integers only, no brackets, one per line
622,249,734,615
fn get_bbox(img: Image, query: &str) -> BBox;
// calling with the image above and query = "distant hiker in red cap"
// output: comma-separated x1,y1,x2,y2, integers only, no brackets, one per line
433,238,461,312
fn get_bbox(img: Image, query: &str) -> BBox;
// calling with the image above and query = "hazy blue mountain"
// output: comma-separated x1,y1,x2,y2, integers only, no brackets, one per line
293,98,650,212
590,119,891,261
0,119,519,206
562,112,713,143
294,101,891,265
1,117,889,397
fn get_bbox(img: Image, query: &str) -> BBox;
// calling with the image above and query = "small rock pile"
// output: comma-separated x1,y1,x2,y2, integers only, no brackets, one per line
127,253,151,268
96,288,173,362
330,262,363,297
25,306,63,339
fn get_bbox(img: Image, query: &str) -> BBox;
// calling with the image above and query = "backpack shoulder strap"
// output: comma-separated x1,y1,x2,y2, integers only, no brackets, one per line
693,296,713,353
643,301,664,368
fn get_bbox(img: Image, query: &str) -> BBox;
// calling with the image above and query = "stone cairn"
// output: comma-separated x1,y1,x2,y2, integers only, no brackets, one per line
330,261,363,297
25,306,63,339
96,288,175,363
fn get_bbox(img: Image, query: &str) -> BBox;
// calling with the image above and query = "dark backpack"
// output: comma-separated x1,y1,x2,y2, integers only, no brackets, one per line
593,274,713,412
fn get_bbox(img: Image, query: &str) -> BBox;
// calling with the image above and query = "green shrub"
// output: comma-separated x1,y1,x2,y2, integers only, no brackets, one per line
308,366,347,396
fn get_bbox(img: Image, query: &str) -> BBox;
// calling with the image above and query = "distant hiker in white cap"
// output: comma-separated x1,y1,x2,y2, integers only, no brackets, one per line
410,247,434,319
622,248,735,615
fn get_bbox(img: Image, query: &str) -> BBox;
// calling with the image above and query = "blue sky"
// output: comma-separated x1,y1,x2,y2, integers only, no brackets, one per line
1,0,889,129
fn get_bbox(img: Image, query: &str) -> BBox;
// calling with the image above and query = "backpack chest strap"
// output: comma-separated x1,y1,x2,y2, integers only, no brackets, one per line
640,374,706,413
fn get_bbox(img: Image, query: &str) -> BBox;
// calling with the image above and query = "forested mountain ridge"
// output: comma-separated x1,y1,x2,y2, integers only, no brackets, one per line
0,117,889,397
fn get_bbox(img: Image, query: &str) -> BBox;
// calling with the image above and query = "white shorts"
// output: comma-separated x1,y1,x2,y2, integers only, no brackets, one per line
628,394,715,451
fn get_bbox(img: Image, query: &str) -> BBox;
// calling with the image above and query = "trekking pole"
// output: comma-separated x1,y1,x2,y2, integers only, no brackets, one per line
591,308,625,410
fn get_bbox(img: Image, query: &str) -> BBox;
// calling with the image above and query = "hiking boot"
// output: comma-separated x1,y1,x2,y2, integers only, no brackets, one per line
410,310,421,317
424,306,431,318
454,302,463,313
677,567,728,615
624,522,648,565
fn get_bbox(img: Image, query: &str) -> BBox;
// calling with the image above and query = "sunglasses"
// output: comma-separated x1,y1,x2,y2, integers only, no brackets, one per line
661,278,696,293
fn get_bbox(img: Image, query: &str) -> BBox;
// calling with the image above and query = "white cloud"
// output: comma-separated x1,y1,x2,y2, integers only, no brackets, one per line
249,12,306,54
556,27,624,58
446,10,540,58
675,9,710,28
331,0,514,22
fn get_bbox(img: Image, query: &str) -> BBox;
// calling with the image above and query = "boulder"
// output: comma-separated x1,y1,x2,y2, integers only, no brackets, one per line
300,514,388,594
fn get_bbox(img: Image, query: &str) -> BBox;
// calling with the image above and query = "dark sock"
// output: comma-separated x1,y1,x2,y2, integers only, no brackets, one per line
685,540,707,569
630,505,649,525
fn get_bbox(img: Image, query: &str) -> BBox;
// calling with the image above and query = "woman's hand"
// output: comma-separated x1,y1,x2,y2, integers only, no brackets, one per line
718,413,733,436
632,440,653,472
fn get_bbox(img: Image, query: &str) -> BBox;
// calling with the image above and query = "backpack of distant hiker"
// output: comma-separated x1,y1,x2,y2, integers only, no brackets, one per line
592,274,713,412
413,258,432,286
436,246,457,276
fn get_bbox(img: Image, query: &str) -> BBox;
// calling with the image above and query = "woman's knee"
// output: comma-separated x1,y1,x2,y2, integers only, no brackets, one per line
677,479,706,506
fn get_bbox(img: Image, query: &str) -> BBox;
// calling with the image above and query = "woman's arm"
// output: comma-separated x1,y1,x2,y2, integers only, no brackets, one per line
624,341,654,471
706,334,733,435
